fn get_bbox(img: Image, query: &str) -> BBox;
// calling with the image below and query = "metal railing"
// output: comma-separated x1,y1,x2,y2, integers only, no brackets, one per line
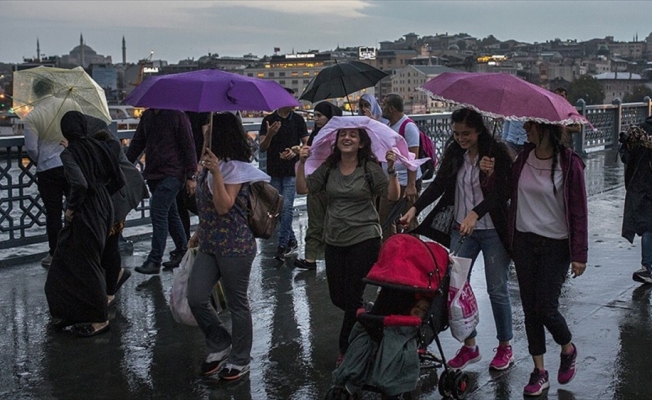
1,100,650,250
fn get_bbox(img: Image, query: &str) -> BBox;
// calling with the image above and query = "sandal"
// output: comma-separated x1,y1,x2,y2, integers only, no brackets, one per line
73,323,110,337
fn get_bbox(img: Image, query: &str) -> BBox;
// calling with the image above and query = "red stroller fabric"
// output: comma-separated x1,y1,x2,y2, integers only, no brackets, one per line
366,234,449,292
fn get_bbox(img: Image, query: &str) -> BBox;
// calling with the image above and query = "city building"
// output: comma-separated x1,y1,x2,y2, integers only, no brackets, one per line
59,34,111,68
594,71,644,103
390,65,459,113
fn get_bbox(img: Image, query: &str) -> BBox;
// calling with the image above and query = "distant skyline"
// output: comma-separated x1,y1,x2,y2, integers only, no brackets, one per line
4,1,652,64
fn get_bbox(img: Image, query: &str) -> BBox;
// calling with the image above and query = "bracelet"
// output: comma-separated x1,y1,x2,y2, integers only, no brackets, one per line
387,168,396,175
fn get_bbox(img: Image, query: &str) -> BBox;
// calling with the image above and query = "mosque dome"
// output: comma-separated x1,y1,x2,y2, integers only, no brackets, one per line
69,44,97,56
447,44,460,50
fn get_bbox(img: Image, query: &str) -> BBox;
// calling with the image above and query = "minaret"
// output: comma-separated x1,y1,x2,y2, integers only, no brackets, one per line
80,33,85,67
122,36,126,65
36,38,40,62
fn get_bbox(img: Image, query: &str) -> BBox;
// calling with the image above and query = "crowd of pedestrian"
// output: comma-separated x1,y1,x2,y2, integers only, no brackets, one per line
27,76,652,397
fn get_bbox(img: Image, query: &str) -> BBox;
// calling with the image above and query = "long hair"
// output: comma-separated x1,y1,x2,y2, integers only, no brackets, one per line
534,122,566,194
437,108,509,183
209,112,253,162
324,128,378,169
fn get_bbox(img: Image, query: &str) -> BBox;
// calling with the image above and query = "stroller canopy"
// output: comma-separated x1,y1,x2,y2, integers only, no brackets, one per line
366,234,449,292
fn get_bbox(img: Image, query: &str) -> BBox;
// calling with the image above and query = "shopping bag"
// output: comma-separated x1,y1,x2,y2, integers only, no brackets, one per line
447,250,479,342
169,248,198,326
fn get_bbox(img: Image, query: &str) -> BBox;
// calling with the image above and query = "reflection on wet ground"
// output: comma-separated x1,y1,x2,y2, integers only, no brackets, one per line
2,149,652,399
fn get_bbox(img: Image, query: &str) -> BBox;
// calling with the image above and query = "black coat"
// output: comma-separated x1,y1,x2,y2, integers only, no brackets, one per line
621,144,652,243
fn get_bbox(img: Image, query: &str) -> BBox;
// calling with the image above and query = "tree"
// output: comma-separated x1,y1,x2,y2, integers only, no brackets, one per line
568,75,605,105
623,85,652,103
480,35,500,48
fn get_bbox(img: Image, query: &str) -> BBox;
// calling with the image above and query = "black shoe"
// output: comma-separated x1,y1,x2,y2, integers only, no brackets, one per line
294,258,317,270
633,269,652,284
162,251,185,269
274,246,287,261
135,261,161,275
286,239,298,252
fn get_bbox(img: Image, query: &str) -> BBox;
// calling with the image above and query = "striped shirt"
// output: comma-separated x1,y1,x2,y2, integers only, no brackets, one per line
454,152,495,229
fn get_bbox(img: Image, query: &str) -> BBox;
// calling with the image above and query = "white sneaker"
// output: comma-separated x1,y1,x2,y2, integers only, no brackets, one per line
41,254,53,267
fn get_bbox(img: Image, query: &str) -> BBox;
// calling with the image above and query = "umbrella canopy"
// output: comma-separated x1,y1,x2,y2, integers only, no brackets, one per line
299,61,389,103
124,69,300,112
12,66,111,124
419,72,587,125
304,116,427,175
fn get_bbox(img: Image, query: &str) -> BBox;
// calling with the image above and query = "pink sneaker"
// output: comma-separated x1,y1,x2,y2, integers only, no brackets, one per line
447,345,481,369
558,343,577,384
523,368,549,396
489,345,514,371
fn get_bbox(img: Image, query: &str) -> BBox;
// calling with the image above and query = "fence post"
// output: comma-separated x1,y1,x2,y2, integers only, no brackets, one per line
645,96,652,118
575,98,586,154
612,97,622,147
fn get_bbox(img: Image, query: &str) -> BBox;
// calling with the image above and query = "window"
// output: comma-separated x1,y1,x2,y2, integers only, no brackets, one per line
302,71,310,76
279,72,286,77
291,71,299,77
280,80,286,85
303,80,310,84
247,73,254,77
292,80,298,85
268,72,275,77
257,73,264,78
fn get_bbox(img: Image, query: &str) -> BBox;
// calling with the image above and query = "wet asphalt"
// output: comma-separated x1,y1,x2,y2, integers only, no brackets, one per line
2,149,652,400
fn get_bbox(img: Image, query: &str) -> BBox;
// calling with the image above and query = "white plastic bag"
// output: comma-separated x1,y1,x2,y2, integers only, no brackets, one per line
169,248,198,326
447,253,479,342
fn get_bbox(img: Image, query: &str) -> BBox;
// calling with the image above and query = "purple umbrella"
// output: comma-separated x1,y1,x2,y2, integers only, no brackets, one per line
420,72,588,125
124,69,300,112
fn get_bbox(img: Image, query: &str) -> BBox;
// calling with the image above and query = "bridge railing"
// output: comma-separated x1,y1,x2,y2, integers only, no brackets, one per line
1,100,650,250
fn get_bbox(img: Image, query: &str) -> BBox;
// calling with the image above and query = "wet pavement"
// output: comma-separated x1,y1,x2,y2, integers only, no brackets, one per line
2,149,652,399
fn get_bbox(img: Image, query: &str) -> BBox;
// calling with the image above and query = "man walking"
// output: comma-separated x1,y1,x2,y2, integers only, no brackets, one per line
127,109,197,274
23,78,82,267
259,90,309,261
380,94,421,239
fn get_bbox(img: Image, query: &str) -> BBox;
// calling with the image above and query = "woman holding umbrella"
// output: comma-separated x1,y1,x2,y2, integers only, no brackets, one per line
186,113,270,381
400,108,515,372
294,101,342,270
296,122,400,364
508,121,587,396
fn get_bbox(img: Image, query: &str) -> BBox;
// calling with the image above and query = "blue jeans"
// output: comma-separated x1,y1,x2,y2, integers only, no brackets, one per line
450,228,513,342
147,176,187,264
269,176,297,248
642,232,652,272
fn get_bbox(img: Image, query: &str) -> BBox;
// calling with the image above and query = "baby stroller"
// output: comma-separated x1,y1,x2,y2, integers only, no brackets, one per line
325,234,469,400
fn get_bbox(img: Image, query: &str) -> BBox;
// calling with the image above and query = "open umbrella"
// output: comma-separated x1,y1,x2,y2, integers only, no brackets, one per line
304,116,428,175
12,66,111,124
419,72,587,125
299,61,389,103
124,69,300,112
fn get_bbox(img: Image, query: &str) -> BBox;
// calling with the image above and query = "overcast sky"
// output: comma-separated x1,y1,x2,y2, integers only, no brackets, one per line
4,1,652,64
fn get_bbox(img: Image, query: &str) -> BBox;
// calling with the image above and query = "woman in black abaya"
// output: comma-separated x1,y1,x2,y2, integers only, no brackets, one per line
44,111,123,337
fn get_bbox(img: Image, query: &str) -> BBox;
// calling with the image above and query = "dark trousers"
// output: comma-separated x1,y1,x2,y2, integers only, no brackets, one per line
325,237,382,354
513,230,572,356
37,167,70,255
175,189,198,241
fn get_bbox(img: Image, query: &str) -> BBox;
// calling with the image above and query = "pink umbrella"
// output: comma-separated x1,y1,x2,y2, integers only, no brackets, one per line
419,72,587,125
303,116,428,175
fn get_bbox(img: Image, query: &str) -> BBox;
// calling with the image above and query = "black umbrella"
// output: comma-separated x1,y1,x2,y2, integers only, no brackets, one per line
299,61,389,103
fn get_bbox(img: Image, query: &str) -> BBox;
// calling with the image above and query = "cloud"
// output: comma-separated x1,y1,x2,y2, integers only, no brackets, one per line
233,0,371,18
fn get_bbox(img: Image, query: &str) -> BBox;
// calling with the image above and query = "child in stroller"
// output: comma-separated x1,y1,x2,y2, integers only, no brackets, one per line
325,234,470,400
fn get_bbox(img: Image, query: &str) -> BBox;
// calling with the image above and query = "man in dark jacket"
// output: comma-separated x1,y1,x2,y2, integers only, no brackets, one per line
127,109,197,274
620,117,652,284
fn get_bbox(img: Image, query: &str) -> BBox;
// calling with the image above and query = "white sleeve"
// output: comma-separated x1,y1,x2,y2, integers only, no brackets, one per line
23,124,39,162
404,122,420,149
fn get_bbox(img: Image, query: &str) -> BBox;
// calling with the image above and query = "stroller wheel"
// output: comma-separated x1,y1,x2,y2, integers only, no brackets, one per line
437,369,453,398
452,370,469,399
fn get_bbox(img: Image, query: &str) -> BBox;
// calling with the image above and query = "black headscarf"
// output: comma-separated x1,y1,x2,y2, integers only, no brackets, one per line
308,101,342,145
61,111,122,193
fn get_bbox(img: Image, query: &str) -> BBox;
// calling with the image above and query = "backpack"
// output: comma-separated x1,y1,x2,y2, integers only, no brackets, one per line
237,181,284,239
399,118,437,180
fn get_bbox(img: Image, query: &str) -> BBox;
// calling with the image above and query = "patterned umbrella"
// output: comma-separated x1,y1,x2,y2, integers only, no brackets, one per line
12,66,111,124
